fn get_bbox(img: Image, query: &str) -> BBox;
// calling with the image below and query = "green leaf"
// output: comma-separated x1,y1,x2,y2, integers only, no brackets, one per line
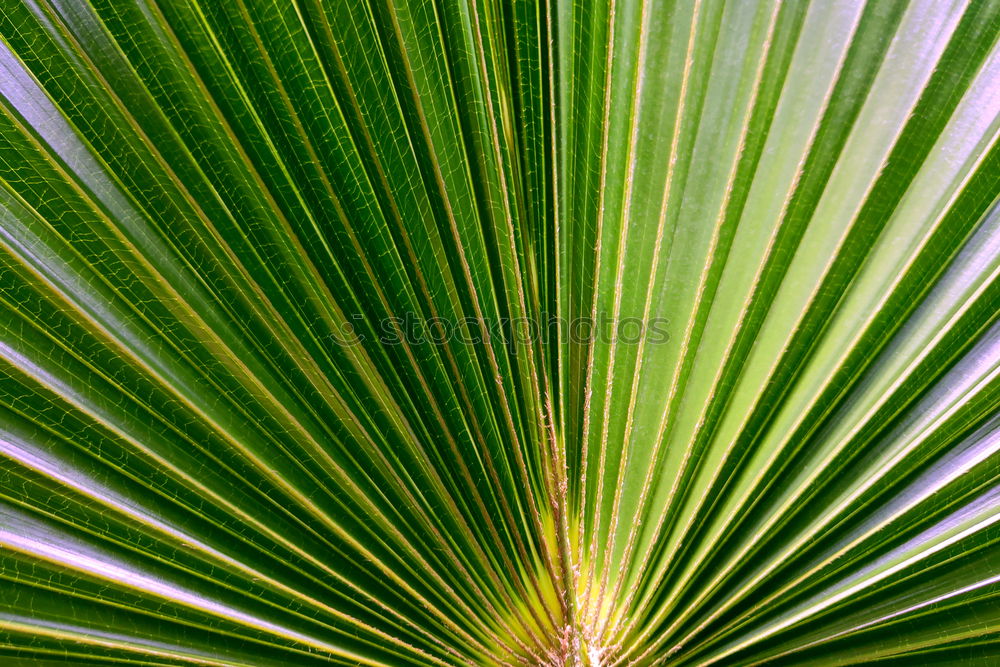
1,0,999,664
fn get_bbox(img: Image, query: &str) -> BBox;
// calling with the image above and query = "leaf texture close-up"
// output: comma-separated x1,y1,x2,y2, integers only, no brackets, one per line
1,0,1000,664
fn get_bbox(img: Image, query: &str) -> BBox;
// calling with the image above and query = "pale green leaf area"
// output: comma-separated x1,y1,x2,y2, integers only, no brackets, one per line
1,0,999,664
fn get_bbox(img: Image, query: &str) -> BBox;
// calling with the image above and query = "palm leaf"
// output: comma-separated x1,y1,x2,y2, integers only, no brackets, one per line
1,0,999,664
